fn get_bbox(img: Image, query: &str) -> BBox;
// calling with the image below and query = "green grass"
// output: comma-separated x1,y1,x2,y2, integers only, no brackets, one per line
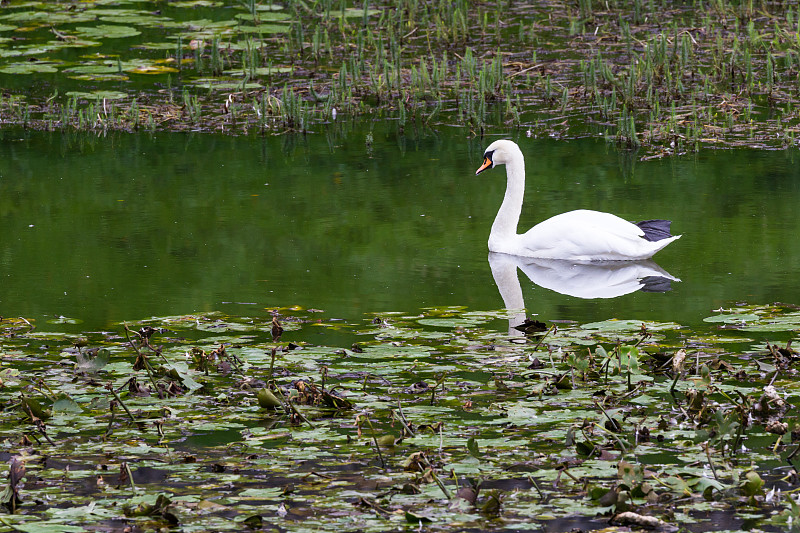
1,0,799,155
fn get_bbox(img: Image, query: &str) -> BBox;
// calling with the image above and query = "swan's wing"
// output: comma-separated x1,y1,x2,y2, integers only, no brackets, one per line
518,210,669,260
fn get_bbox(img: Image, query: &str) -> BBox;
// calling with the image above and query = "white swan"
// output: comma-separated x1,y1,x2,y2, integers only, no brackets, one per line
476,139,681,261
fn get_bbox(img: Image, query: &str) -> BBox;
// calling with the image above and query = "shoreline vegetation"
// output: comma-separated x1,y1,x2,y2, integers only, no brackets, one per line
0,0,798,156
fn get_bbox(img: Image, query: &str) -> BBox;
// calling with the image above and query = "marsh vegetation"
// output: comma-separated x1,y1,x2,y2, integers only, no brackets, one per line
1,0,800,155
4,305,800,532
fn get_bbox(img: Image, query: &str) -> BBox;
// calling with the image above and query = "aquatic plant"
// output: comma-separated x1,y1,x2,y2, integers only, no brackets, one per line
0,0,799,154
2,303,800,530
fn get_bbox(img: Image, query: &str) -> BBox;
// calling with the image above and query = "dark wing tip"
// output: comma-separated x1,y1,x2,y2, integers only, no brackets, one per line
635,219,674,242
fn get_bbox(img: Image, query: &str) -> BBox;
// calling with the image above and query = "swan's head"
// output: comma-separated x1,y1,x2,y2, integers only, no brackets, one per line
475,139,522,175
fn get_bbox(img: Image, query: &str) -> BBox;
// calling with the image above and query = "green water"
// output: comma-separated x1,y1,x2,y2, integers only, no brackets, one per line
1,124,799,332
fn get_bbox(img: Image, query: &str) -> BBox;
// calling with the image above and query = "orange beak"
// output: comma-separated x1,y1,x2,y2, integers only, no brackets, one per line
475,156,493,175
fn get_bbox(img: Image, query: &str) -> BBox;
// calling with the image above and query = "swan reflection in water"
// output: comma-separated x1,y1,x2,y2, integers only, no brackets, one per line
488,252,680,335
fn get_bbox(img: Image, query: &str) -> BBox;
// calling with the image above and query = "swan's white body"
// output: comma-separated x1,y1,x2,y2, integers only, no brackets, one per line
476,140,681,261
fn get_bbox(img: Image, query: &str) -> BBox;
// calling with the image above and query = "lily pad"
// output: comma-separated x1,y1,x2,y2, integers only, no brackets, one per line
703,313,761,324
63,64,123,75
176,18,239,32
13,521,88,533
252,3,285,11
226,66,293,76
64,90,128,100
236,24,292,34
136,41,183,51
128,64,180,74
96,13,171,27
189,79,263,90
234,12,291,22
329,8,382,18
172,1,224,6
74,25,142,39
0,11,96,25
67,73,129,82
46,316,83,325
0,61,59,74
0,49,23,58
416,317,487,328
581,319,679,332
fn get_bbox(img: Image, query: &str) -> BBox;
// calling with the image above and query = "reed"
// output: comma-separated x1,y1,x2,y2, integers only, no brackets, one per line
131,98,140,129
193,40,204,73
280,85,308,131
210,36,223,76
182,89,202,122
3,0,798,152
176,36,183,71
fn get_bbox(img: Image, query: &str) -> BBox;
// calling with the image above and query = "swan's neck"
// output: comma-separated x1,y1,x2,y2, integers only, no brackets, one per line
490,157,526,250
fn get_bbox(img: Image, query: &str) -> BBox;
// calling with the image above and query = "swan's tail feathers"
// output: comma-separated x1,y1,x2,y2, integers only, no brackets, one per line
636,219,676,242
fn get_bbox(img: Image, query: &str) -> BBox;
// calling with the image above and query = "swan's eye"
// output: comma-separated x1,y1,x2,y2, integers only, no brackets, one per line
475,151,495,175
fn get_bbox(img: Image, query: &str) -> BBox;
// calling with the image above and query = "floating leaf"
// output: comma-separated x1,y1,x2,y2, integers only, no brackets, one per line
189,79,263,90
171,1,224,6
128,64,180,74
234,12,291,22
0,49,23,58
581,319,679,333
417,317,486,328
74,25,141,39
95,13,171,26
64,90,128,100
703,313,761,324
328,7,381,18
46,316,83,325
236,24,291,34
52,396,82,413
237,487,284,499
405,510,433,524
0,62,59,74
225,66,293,76
136,41,182,51
51,501,116,519
75,348,110,373
63,64,122,75
0,11,96,24
252,3,285,11
12,522,88,533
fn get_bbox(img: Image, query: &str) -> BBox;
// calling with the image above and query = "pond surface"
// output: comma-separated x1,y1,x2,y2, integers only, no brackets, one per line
5,124,800,533
1,124,799,332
